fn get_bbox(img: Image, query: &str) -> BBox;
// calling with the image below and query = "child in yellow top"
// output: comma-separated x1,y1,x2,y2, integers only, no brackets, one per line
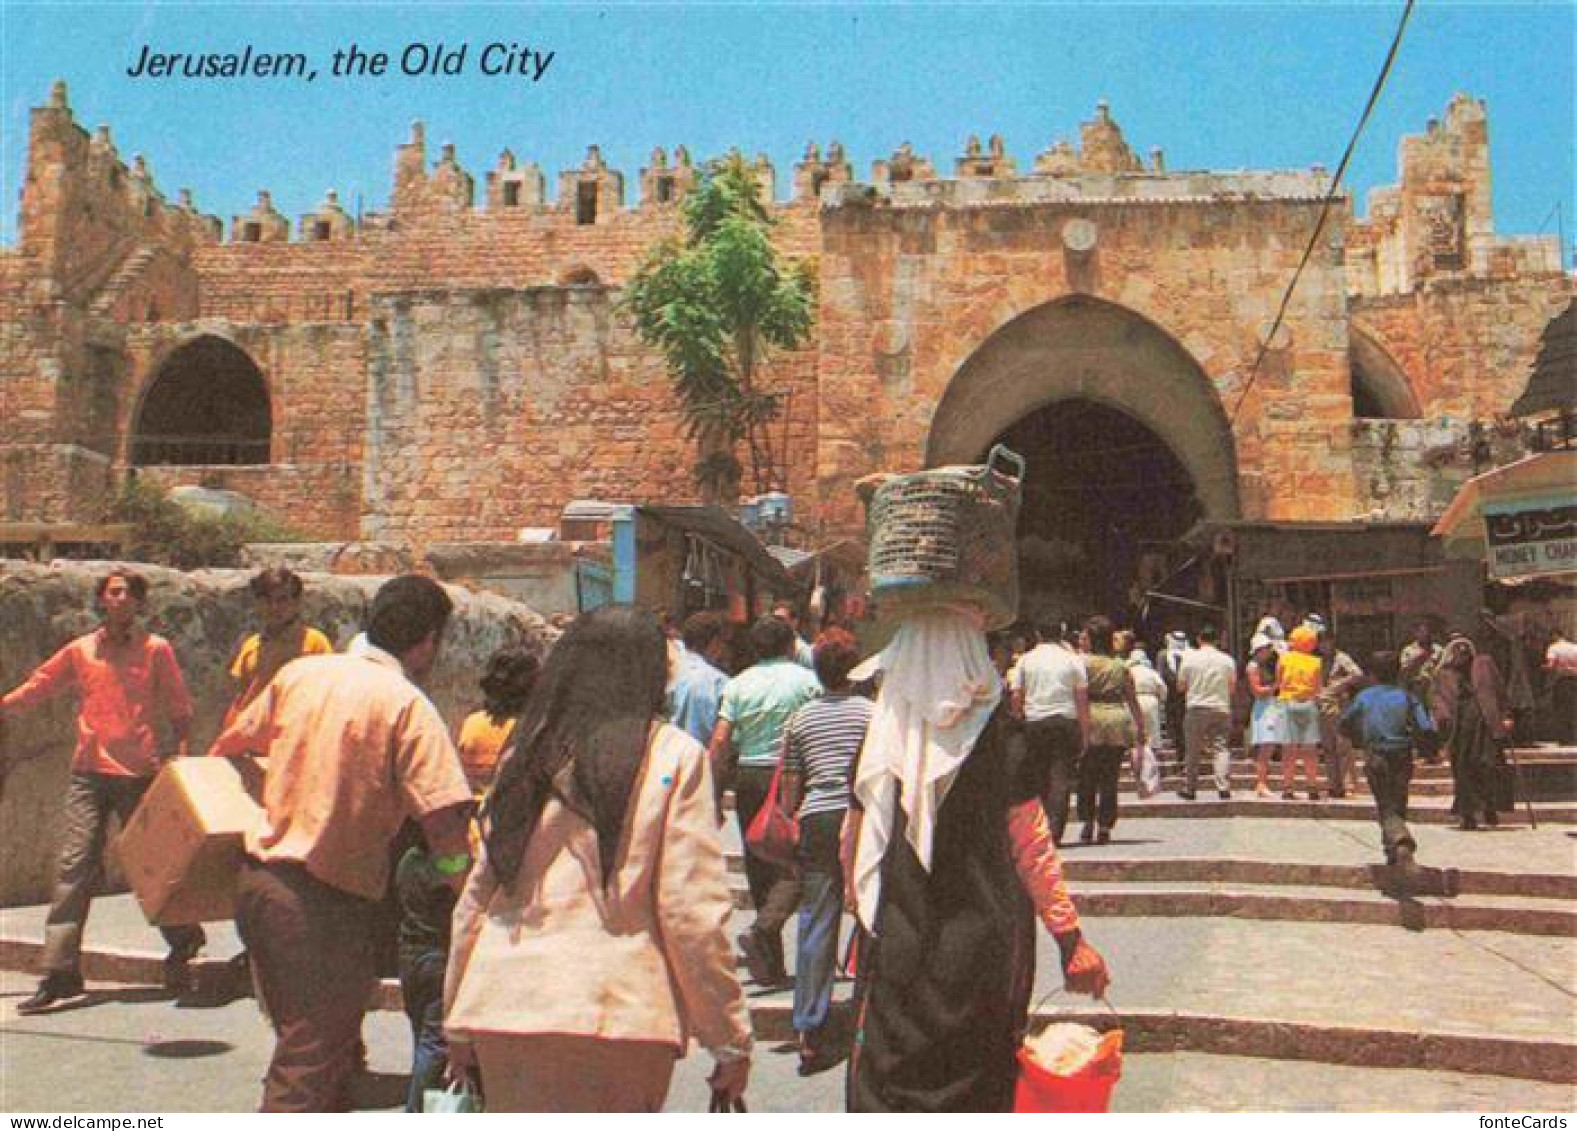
1277,625,1325,799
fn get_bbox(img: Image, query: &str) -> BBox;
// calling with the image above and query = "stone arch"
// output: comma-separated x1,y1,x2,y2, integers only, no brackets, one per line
559,265,602,287
1349,326,1421,419
131,334,271,465
926,295,1241,519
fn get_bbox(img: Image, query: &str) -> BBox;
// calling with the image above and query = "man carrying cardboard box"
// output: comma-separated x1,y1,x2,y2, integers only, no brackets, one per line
208,574,474,1113
0,568,207,1014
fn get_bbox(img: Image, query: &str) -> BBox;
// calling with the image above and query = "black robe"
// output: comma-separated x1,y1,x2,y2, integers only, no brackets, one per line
846,710,1045,1112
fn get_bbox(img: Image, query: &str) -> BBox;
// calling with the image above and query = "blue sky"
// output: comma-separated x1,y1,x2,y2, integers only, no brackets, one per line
1,2,1572,254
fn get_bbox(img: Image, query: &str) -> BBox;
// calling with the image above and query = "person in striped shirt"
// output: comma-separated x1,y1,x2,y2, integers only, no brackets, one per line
779,629,873,1074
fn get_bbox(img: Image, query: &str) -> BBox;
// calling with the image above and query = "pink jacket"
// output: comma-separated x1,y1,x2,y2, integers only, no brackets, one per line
443,723,752,1060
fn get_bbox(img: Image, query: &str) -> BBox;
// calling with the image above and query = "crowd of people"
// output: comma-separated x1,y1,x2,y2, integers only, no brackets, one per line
3,564,1573,1111
984,607,1577,868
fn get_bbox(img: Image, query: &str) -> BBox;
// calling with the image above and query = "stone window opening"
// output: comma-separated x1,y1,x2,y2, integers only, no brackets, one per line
131,336,271,466
810,170,829,198
655,175,675,204
312,220,332,241
242,221,263,243
576,182,598,225
503,181,522,207
561,266,601,287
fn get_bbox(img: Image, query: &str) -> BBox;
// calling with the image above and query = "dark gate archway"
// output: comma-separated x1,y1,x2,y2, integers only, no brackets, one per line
992,399,1202,624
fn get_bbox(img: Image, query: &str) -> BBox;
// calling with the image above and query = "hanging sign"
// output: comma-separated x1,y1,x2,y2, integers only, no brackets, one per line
1483,495,1577,579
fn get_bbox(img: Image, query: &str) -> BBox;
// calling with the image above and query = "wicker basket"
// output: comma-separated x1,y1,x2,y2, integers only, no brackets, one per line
865,445,1025,630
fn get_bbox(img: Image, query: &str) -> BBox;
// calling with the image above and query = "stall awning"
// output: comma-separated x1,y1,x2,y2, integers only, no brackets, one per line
636,505,796,593
1430,450,1577,577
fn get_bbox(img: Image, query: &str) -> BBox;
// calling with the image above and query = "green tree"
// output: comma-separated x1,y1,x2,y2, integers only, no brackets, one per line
622,152,816,502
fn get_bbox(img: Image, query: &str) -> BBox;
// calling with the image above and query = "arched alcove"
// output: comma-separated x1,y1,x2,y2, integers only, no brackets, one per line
1350,328,1421,419
131,336,271,465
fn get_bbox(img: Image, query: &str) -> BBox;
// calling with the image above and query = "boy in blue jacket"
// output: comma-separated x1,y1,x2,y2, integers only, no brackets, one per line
1341,650,1438,869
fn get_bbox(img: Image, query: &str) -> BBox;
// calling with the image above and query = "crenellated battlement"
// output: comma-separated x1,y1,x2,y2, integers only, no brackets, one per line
18,81,221,298
1348,91,1561,296
10,82,1564,298
17,90,1376,261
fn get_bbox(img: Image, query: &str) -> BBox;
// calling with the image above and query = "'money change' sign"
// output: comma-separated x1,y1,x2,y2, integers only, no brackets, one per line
1483,497,1577,580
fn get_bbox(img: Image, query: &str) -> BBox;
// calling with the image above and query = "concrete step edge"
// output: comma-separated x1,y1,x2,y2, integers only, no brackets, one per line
1058,858,1577,900
723,885,1573,935
742,1001,1577,1085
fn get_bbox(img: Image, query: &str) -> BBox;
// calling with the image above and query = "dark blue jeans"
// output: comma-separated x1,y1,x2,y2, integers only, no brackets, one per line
792,810,844,1038
399,947,448,1112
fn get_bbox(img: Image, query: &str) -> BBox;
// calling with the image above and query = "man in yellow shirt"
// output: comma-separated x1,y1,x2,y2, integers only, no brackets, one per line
226,568,334,723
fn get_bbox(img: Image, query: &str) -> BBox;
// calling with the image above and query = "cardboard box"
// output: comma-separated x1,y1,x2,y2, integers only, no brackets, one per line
115,756,265,926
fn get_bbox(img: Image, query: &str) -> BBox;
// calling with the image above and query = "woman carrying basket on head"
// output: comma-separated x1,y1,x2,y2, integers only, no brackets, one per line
843,609,1111,1112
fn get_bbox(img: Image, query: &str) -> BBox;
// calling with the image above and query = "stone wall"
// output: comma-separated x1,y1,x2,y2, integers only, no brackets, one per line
358,286,819,546
1351,279,1574,421
0,560,554,904
2,84,1569,548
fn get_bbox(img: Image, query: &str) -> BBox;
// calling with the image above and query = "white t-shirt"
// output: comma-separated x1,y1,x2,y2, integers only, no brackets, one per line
1009,643,1087,722
1177,645,1238,711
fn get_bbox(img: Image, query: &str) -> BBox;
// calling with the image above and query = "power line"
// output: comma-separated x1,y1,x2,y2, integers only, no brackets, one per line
1226,0,1417,427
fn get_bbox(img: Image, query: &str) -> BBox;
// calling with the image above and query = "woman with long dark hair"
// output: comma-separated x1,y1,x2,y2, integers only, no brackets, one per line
442,605,751,1111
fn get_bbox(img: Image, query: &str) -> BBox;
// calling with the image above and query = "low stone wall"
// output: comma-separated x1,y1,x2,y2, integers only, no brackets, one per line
0,560,554,905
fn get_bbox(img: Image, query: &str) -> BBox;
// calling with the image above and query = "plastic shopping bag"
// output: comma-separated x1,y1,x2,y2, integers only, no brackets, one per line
1130,744,1161,799
423,1080,483,1114
1014,1021,1124,1113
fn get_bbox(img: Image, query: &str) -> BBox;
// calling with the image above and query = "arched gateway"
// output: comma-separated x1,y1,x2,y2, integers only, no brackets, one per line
926,297,1240,621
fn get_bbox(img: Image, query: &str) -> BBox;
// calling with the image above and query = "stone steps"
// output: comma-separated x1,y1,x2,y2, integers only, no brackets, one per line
726,869,1573,935
734,914,1576,1085
1107,797,1577,823
1060,856,1577,900
1123,773,1457,797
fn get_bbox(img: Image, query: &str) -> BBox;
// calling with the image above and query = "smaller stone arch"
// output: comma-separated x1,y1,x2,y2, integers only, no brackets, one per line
1350,327,1421,419
131,335,271,465
559,265,602,287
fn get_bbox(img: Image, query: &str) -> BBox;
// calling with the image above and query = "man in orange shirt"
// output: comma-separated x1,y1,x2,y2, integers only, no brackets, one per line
0,569,206,1014
225,567,335,722
209,574,474,1112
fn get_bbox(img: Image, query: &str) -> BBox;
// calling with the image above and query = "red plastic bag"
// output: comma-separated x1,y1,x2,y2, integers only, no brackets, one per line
1013,1026,1123,1113
744,757,799,869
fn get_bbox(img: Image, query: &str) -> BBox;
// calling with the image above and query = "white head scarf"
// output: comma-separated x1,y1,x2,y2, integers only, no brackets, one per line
850,607,1001,933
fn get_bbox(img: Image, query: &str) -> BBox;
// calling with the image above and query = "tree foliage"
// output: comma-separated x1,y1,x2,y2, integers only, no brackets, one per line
622,153,816,501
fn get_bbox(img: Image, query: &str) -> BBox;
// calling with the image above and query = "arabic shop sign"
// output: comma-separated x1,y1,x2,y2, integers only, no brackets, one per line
1483,496,1577,579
